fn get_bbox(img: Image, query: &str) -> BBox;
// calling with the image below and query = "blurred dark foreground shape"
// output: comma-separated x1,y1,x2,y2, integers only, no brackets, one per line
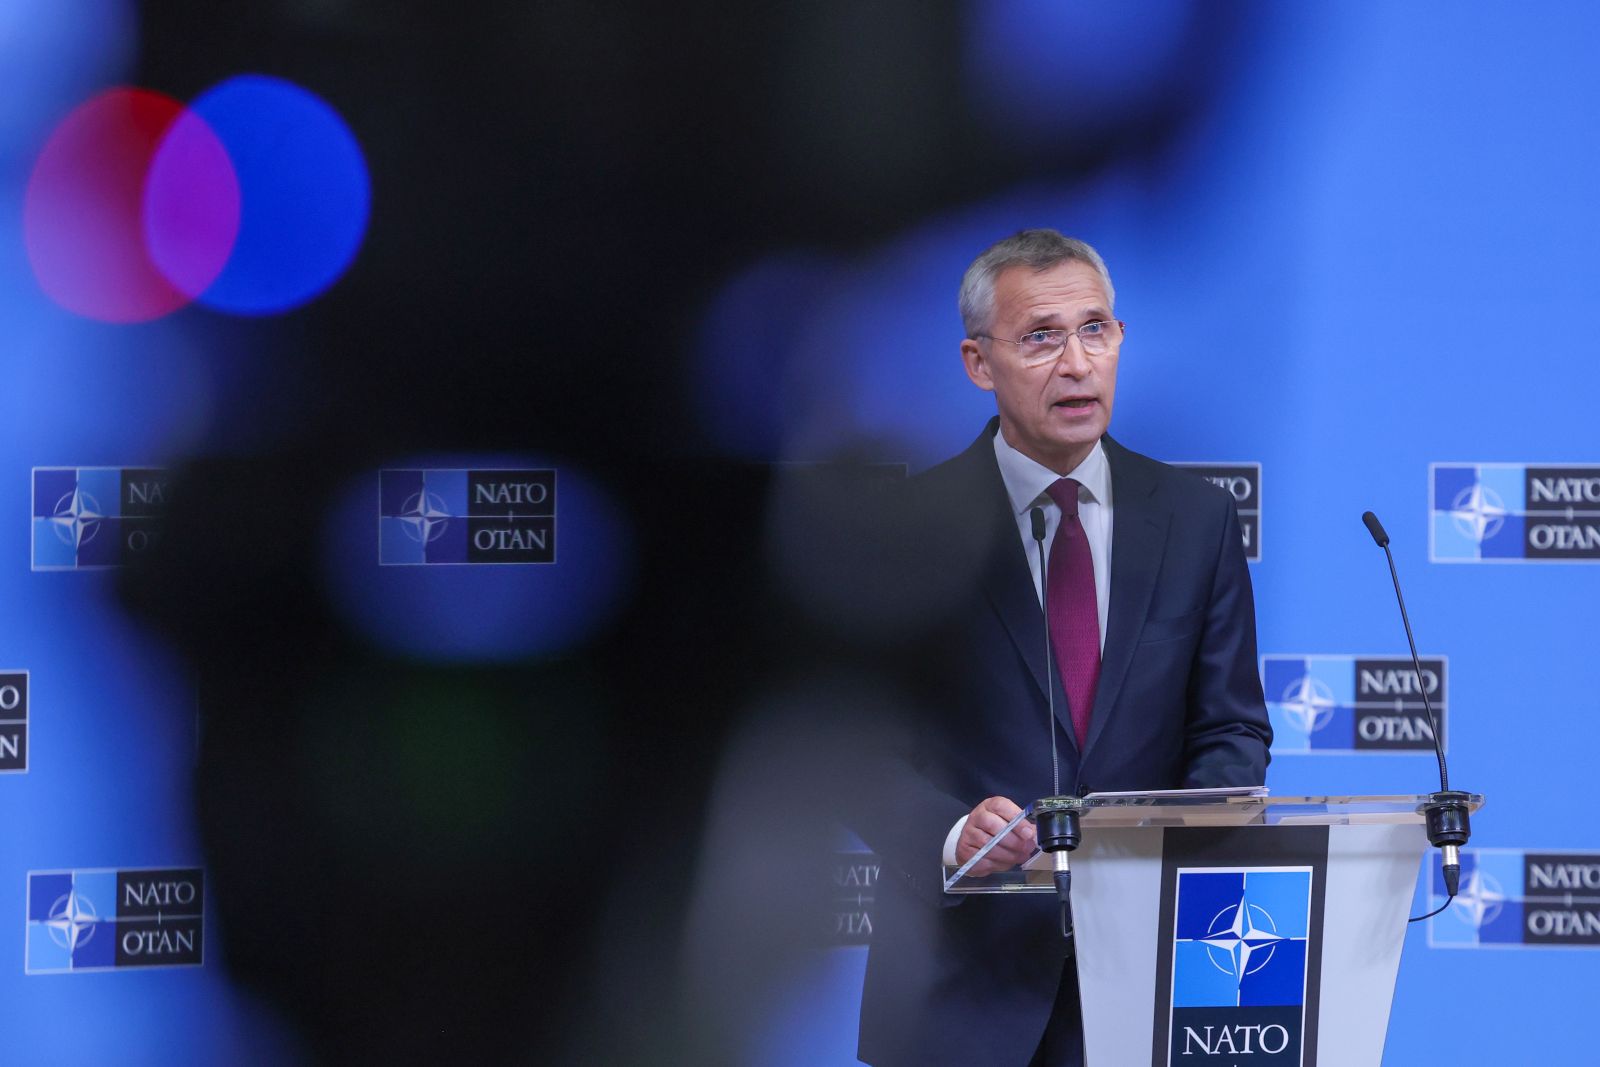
119,1,1243,1061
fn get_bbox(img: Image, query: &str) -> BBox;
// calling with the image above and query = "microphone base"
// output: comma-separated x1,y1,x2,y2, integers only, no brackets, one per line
1422,791,1473,850
1422,791,1472,898
1035,806,1082,855
1033,802,1082,947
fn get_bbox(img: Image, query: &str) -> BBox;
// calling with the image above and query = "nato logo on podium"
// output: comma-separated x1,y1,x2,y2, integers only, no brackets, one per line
1170,868,1313,1063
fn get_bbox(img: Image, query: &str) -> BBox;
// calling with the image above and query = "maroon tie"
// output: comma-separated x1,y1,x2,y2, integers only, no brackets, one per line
1046,478,1101,748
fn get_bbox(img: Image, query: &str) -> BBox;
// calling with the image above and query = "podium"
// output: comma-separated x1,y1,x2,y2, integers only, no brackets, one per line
943,793,1484,1066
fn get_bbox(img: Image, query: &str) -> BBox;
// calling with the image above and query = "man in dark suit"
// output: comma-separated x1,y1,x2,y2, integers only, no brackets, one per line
851,230,1271,1067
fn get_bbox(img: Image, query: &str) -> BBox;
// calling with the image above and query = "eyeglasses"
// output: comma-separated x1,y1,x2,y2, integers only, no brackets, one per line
974,320,1126,366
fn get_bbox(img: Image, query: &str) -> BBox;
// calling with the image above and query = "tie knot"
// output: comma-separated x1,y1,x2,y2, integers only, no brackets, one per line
1047,478,1081,518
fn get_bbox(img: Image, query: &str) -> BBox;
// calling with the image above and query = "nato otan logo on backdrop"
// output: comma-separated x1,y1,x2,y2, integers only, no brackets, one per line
1427,849,1600,949
26,868,203,973
1261,655,1446,754
1431,463,1600,561
1169,868,1312,1064
380,469,556,565
832,850,879,945
0,671,26,773
31,468,170,570
1172,463,1261,562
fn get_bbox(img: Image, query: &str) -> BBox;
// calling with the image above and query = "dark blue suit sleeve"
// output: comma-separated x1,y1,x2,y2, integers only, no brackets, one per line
846,745,972,909
1181,494,1272,787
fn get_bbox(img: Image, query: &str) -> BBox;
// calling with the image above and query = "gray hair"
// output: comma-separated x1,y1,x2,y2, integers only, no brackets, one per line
957,229,1115,338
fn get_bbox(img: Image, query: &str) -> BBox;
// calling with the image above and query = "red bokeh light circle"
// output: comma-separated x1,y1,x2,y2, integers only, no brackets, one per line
24,87,240,323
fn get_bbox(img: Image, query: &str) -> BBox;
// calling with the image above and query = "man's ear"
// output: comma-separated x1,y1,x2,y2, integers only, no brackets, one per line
960,338,994,392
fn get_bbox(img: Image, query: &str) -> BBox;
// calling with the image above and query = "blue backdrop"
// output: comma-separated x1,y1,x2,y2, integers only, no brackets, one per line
3,1,1596,1063
726,3,1600,1063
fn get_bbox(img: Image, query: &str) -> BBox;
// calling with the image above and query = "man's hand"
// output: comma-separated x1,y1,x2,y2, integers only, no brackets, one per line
955,796,1037,876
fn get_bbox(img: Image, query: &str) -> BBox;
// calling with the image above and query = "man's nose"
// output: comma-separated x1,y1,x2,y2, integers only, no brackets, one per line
1053,337,1091,376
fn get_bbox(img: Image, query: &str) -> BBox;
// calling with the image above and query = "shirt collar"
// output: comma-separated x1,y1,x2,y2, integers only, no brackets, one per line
991,428,1110,515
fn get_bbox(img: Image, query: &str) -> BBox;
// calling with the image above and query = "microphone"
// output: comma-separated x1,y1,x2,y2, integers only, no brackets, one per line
1032,505,1077,944
1031,507,1059,800
1361,510,1472,898
1362,511,1389,548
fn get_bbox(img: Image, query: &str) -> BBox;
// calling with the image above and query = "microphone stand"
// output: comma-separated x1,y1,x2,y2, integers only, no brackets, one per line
1032,507,1080,944
1361,511,1472,900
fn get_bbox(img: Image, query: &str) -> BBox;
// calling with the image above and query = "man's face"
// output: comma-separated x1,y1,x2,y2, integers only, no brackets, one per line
960,259,1119,474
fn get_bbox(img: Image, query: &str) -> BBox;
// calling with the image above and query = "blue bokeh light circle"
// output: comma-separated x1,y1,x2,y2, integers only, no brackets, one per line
965,0,1198,141
185,74,371,315
693,253,841,461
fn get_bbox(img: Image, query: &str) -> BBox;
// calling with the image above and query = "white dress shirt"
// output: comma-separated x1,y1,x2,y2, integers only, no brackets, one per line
941,429,1116,865
990,429,1113,641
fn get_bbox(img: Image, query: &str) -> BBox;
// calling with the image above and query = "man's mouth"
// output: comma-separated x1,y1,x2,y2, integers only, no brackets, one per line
1054,398,1095,409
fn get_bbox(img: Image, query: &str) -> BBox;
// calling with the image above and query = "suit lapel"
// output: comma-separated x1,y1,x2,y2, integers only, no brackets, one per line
955,424,1081,751
1082,437,1170,761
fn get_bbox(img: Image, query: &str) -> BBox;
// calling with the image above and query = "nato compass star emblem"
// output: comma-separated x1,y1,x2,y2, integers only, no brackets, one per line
399,490,450,544
1202,897,1285,983
1450,483,1507,544
1450,867,1505,930
49,488,103,549
44,890,99,953
1278,674,1337,734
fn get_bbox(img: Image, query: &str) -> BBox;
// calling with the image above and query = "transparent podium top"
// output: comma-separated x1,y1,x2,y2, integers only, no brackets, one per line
942,791,1485,894
1042,791,1485,828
